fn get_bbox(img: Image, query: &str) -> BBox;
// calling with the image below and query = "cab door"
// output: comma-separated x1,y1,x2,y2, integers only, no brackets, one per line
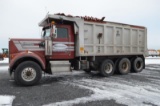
52,25,74,59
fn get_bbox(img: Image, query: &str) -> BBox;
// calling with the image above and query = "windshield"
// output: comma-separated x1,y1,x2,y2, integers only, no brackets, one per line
42,28,51,38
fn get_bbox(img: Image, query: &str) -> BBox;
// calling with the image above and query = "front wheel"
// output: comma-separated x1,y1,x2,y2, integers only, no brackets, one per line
14,61,42,86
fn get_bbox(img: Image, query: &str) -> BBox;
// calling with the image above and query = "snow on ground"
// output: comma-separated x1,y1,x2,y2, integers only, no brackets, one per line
0,66,8,73
0,58,9,73
1,57,160,106
0,59,14,106
145,67,159,70
145,57,160,64
0,95,15,106
45,77,160,106
43,71,87,77
44,57,160,106
0,58,9,63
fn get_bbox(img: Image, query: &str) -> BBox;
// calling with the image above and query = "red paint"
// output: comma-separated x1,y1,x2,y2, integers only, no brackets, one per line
50,25,75,59
9,51,46,70
9,39,46,71
9,25,75,71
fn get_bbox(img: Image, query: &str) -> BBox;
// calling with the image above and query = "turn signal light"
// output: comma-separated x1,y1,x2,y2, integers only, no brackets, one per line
51,21,55,24
10,54,15,60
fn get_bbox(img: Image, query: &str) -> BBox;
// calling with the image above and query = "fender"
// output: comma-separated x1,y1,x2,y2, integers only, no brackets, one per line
9,51,46,71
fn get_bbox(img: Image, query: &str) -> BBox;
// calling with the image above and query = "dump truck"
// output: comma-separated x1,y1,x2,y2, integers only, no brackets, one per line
9,13,148,86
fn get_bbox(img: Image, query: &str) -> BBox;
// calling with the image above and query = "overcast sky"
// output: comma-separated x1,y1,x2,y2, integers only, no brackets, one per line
0,0,160,52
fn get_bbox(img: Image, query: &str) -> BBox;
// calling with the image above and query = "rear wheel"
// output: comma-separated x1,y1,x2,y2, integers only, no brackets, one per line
132,57,144,73
84,69,91,73
118,58,131,75
14,61,42,86
100,59,115,77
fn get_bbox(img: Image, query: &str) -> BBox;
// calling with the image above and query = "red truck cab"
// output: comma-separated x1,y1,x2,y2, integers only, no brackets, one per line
9,19,75,86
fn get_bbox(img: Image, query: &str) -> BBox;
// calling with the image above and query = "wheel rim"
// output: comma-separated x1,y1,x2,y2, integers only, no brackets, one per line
21,67,36,82
122,62,129,72
136,61,143,70
104,63,113,74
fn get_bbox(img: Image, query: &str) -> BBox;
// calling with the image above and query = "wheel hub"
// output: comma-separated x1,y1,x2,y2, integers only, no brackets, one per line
136,61,141,69
104,63,113,74
122,62,128,72
21,67,36,82
26,71,31,76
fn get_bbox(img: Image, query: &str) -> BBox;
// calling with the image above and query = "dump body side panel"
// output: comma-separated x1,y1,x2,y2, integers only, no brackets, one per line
79,21,147,57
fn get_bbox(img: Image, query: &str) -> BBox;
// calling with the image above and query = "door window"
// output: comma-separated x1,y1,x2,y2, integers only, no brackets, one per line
57,28,68,38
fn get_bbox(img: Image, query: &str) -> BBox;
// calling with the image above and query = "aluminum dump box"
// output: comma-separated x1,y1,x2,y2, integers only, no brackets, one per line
82,21,147,56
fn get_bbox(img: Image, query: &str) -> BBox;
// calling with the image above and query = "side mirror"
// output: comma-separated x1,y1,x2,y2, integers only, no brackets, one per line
51,25,57,39
41,29,44,38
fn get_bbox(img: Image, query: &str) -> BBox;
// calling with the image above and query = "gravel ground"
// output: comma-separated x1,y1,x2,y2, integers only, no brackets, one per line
0,64,160,106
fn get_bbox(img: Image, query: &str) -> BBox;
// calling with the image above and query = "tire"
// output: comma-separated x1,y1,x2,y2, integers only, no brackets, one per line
132,57,144,73
84,69,91,73
14,61,42,86
118,58,131,75
100,59,115,77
